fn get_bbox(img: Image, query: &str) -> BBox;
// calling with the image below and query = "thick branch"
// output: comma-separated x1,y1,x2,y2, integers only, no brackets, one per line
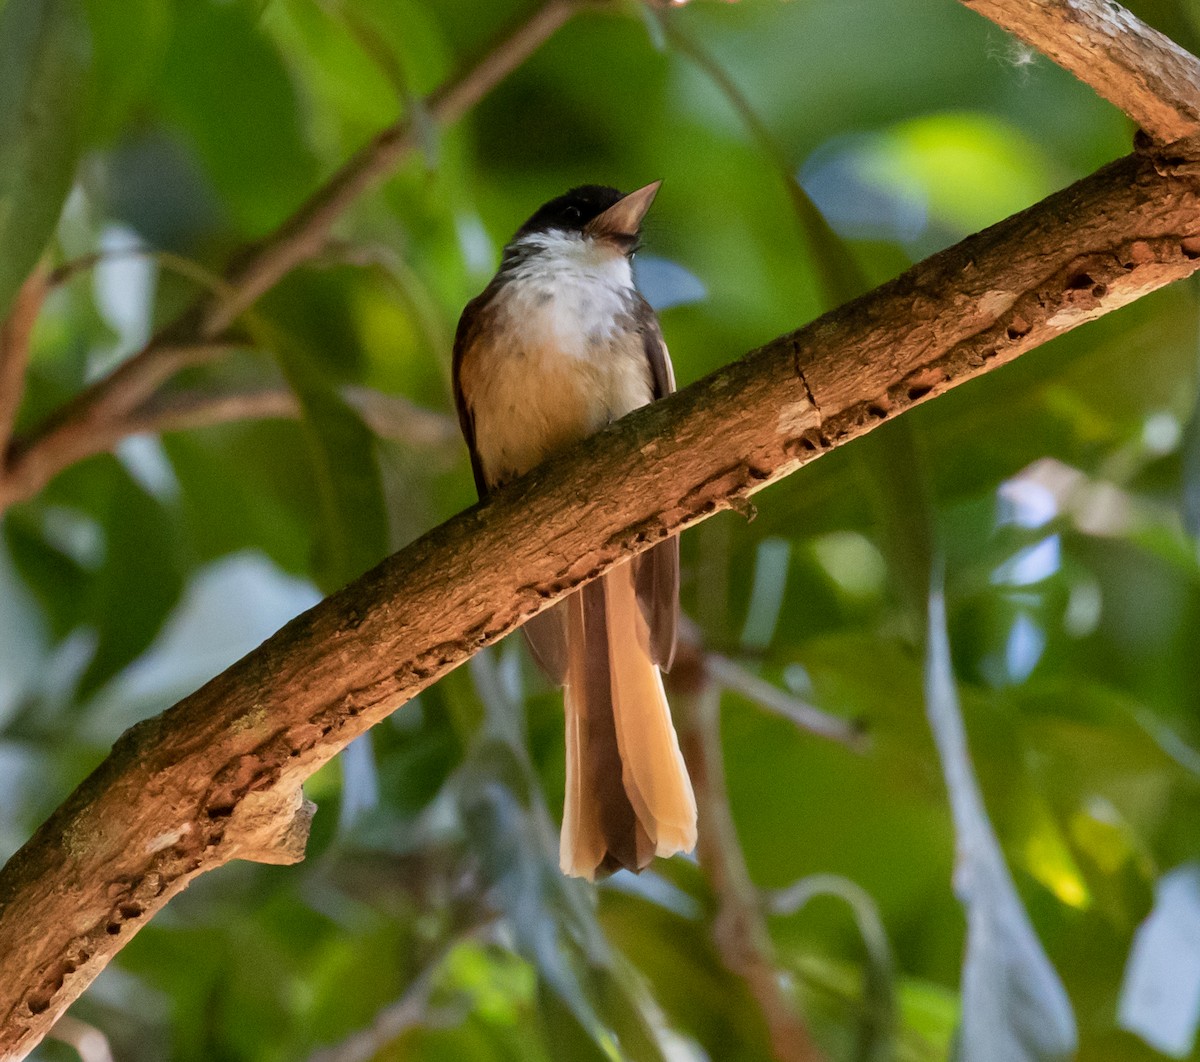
1,151,1199,1058
959,0,1200,144
0,0,582,512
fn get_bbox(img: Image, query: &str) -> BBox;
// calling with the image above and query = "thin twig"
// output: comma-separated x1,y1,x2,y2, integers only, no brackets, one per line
675,677,827,1062
48,247,242,300
304,926,487,1062
130,384,459,450
705,652,867,751
959,0,1200,145
0,264,49,469
0,0,586,512
206,0,584,337
768,873,896,1057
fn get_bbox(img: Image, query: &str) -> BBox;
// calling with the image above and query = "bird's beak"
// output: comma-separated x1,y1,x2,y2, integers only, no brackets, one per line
585,180,662,240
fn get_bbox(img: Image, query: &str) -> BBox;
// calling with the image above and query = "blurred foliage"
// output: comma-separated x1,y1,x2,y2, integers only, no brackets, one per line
4,0,1200,1059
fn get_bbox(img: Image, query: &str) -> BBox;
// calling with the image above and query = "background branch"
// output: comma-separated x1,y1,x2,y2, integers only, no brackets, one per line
128,384,459,451
0,0,585,513
704,651,865,750
958,0,1200,145
2,146,1199,1057
0,264,48,468
677,681,827,1062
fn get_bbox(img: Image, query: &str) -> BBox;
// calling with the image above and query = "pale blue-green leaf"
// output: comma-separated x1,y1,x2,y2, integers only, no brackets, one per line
1118,863,1200,1058
738,536,791,651
81,552,319,739
0,0,91,320
634,254,707,312
926,585,1077,1062
337,733,380,835
455,652,668,1062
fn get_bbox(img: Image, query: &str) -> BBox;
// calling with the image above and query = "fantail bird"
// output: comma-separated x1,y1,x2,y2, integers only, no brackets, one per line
452,182,697,880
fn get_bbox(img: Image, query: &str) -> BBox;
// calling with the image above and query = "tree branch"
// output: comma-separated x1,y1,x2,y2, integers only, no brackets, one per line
127,384,460,451
1,150,1199,1057
959,0,1200,145
0,264,48,469
675,674,828,1062
0,0,584,513
704,651,866,750
0,370,458,505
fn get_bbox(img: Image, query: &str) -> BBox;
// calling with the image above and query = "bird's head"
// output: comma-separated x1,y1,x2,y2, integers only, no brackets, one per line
504,181,661,265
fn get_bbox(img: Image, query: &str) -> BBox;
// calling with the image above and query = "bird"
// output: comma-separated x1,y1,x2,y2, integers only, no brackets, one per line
452,182,697,880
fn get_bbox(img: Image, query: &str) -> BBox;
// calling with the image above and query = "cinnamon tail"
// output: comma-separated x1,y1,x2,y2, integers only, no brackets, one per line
560,561,697,880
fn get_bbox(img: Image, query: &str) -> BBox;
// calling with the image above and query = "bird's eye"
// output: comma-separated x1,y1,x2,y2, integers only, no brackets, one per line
564,205,581,220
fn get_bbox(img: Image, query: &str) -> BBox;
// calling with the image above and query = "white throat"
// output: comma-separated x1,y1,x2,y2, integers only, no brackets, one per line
497,230,635,359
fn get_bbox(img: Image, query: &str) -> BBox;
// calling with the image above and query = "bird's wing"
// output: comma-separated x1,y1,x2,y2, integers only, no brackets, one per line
634,298,680,672
451,291,491,499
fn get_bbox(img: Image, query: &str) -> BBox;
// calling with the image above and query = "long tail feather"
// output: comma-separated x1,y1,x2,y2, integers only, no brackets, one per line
559,562,697,879
605,562,697,858
560,593,605,877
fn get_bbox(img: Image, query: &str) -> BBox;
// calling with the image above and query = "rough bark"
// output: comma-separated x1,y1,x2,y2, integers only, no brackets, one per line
958,0,1200,144
1,148,1199,1058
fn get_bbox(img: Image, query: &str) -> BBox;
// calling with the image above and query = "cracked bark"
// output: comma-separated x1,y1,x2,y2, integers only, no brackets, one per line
958,0,1200,144
1,147,1199,1058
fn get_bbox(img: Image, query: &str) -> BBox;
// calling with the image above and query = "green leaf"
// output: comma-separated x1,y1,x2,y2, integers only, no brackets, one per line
156,0,317,233
1179,386,1200,538
76,464,185,698
0,0,91,320
81,0,171,144
2,504,89,641
265,322,390,592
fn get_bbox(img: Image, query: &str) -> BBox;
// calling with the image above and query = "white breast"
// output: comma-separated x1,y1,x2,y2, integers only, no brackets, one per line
460,233,654,487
